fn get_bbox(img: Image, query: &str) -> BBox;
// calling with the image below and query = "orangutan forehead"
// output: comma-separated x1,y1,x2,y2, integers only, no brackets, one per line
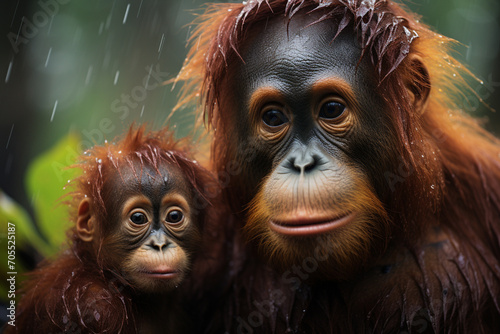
104,160,191,201
241,16,362,83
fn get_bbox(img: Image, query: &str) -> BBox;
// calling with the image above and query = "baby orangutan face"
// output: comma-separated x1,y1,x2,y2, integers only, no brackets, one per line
76,160,201,293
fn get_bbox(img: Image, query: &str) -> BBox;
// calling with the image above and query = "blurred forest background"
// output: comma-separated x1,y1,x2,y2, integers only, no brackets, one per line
0,0,499,324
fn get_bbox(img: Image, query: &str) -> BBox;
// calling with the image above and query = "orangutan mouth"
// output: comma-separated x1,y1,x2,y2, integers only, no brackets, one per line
139,268,179,279
269,212,356,236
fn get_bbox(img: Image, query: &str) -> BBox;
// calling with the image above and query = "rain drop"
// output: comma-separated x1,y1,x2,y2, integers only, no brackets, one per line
85,66,93,85
137,0,143,17
50,100,58,122
5,60,13,83
123,4,130,24
158,34,165,59
6,124,14,149
44,47,52,67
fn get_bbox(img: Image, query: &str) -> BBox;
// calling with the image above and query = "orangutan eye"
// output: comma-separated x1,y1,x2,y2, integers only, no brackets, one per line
130,212,148,225
319,101,346,120
166,210,184,224
262,109,289,127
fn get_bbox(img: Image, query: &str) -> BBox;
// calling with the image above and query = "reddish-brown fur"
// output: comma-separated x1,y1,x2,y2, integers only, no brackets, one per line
6,127,224,334
175,0,500,332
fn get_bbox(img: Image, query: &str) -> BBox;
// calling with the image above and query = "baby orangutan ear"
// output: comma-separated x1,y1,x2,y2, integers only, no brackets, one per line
405,54,431,114
76,198,95,242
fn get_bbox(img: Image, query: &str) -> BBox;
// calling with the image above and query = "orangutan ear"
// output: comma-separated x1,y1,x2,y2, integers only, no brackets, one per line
405,54,431,114
76,198,96,242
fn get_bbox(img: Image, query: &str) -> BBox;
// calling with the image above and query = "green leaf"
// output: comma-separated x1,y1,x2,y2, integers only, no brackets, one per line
0,191,50,256
0,191,49,303
25,133,81,253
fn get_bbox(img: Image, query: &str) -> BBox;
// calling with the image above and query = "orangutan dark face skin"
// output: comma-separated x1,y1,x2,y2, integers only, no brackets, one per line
229,14,406,279
77,161,200,292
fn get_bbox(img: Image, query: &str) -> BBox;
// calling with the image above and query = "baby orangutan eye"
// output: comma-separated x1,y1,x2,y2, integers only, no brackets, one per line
130,212,148,225
166,210,184,224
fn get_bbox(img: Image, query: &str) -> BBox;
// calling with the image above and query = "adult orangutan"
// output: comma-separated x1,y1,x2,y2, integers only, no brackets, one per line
174,0,500,332
6,127,224,334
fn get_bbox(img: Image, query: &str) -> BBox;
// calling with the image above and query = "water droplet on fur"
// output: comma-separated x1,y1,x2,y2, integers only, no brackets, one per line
431,184,435,189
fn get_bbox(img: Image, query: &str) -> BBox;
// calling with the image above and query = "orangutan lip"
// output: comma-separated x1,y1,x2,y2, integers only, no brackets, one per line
140,270,178,279
269,212,356,236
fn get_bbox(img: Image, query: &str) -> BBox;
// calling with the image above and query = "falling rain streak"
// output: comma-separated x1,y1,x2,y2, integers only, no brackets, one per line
45,47,52,67
6,124,14,149
158,33,165,59
114,70,120,85
123,4,130,24
10,0,20,27
137,0,143,17
50,100,58,122
85,66,93,85
5,61,13,83
47,15,55,36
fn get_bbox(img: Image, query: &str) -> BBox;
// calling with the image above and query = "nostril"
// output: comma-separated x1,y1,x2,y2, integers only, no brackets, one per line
289,153,318,174
148,239,168,252
303,157,317,172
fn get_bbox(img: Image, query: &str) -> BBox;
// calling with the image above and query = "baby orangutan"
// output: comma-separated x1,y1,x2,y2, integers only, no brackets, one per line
8,126,214,334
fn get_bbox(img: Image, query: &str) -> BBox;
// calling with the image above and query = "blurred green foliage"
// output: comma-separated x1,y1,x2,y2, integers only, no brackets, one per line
0,134,80,301
25,133,80,248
